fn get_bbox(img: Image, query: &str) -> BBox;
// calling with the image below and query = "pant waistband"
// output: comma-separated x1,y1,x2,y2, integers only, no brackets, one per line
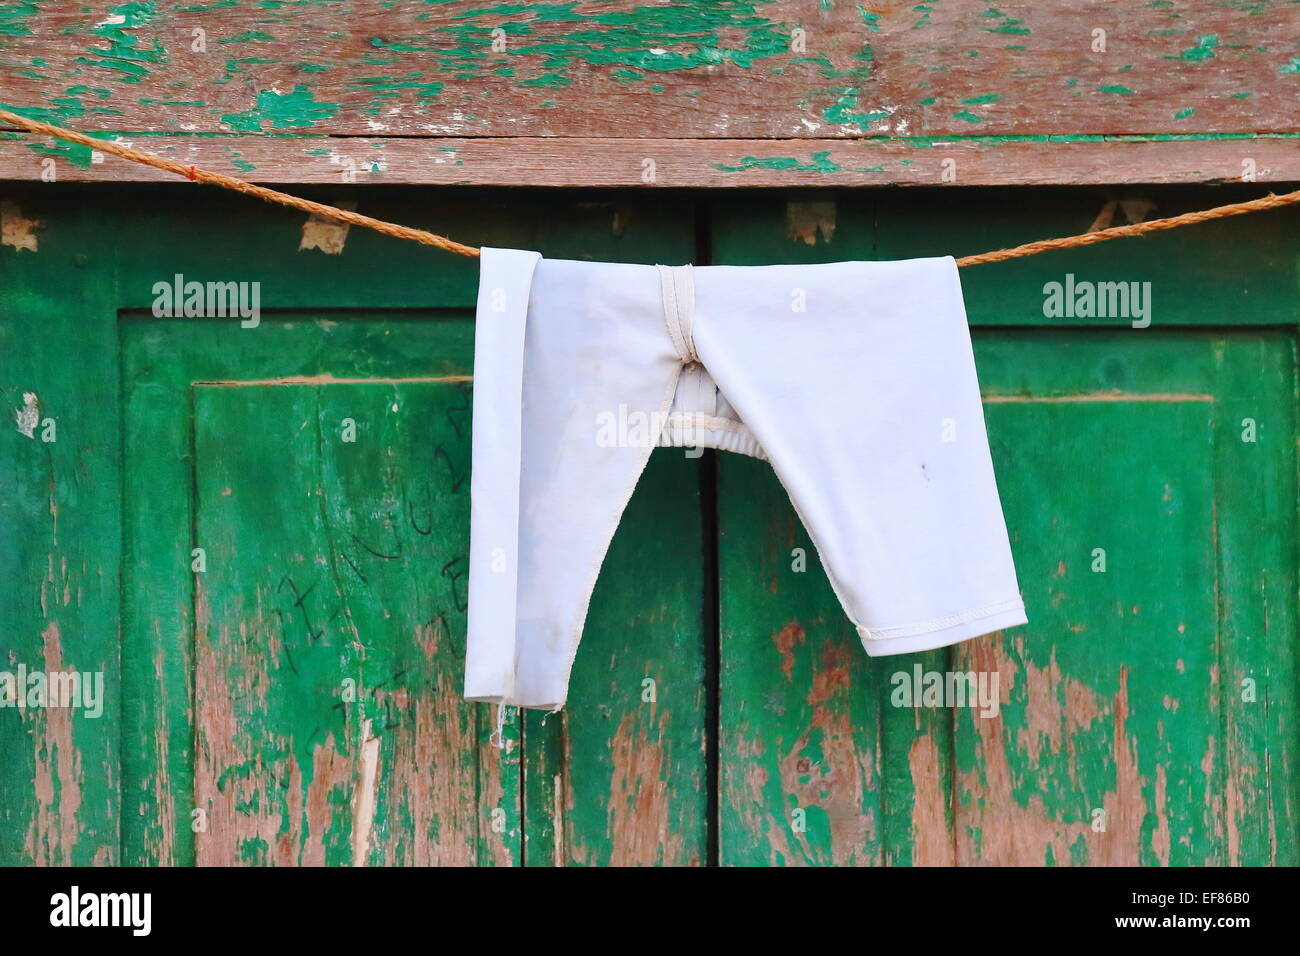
656,263,697,364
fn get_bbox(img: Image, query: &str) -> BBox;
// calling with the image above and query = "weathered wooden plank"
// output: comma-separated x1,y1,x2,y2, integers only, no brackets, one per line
951,331,1294,865
0,195,121,866
192,384,362,865
114,183,489,864
189,381,503,865
313,381,513,866
121,317,498,865
120,334,198,868
2,1,1297,185
963,387,1219,865
1,1,1295,138
5,133,1300,186
716,455,886,866
880,648,957,866
515,215,705,867
1211,332,1299,865
524,449,709,866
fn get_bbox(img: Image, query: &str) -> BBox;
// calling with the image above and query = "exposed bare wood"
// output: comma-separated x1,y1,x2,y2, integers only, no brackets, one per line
3,134,1297,187
1,1,1296,185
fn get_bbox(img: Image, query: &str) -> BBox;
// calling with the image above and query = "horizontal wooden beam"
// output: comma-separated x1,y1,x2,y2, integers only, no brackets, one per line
3,1,1297,138
2,133,1297,187
2,1,1296,185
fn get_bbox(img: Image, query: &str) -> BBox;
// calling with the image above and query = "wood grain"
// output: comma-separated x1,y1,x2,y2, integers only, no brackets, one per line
1,1,1297,185
4,133,1299,186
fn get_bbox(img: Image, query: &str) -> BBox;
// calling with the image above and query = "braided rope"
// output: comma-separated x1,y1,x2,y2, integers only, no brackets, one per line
954,188,1300,266
3,107,1297,266
0,108,480,258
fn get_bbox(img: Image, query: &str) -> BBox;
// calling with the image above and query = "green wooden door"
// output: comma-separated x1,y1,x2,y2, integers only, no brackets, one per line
711,189,1300,866
1,186,705,866
2,185,1297,866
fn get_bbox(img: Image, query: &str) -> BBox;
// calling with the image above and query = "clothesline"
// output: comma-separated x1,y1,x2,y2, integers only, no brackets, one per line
2,107,1298,267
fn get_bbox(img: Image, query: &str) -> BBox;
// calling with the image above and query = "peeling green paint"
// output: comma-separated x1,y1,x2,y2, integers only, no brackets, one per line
4,0,1294,147
0,94,112,125
712,150,840,173
67,85,115,100
24,131,113,168
963,93,1001,105
0,0,38,37
219,84,340,131
518,71,570,87
790,54,833,71
369,37,437,54
74,1,166,82
805,30,883,131
384,0,799,91
857,5,881,32
1174,107,1195,119
979,7,1031,36
1175,34,1218,62
175,0,240,11
347,73,444,106
226,57,277,74
219,31,275,44
822,91,890,129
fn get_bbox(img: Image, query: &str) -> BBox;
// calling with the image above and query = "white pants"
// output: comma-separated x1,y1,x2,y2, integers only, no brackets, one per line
464,248,1026,711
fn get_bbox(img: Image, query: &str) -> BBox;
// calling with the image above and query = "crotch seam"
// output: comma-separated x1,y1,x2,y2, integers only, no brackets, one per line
657,263,697,365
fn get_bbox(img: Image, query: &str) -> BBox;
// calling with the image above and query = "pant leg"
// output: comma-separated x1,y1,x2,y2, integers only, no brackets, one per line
465,250,683,709
692,256,1026,656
